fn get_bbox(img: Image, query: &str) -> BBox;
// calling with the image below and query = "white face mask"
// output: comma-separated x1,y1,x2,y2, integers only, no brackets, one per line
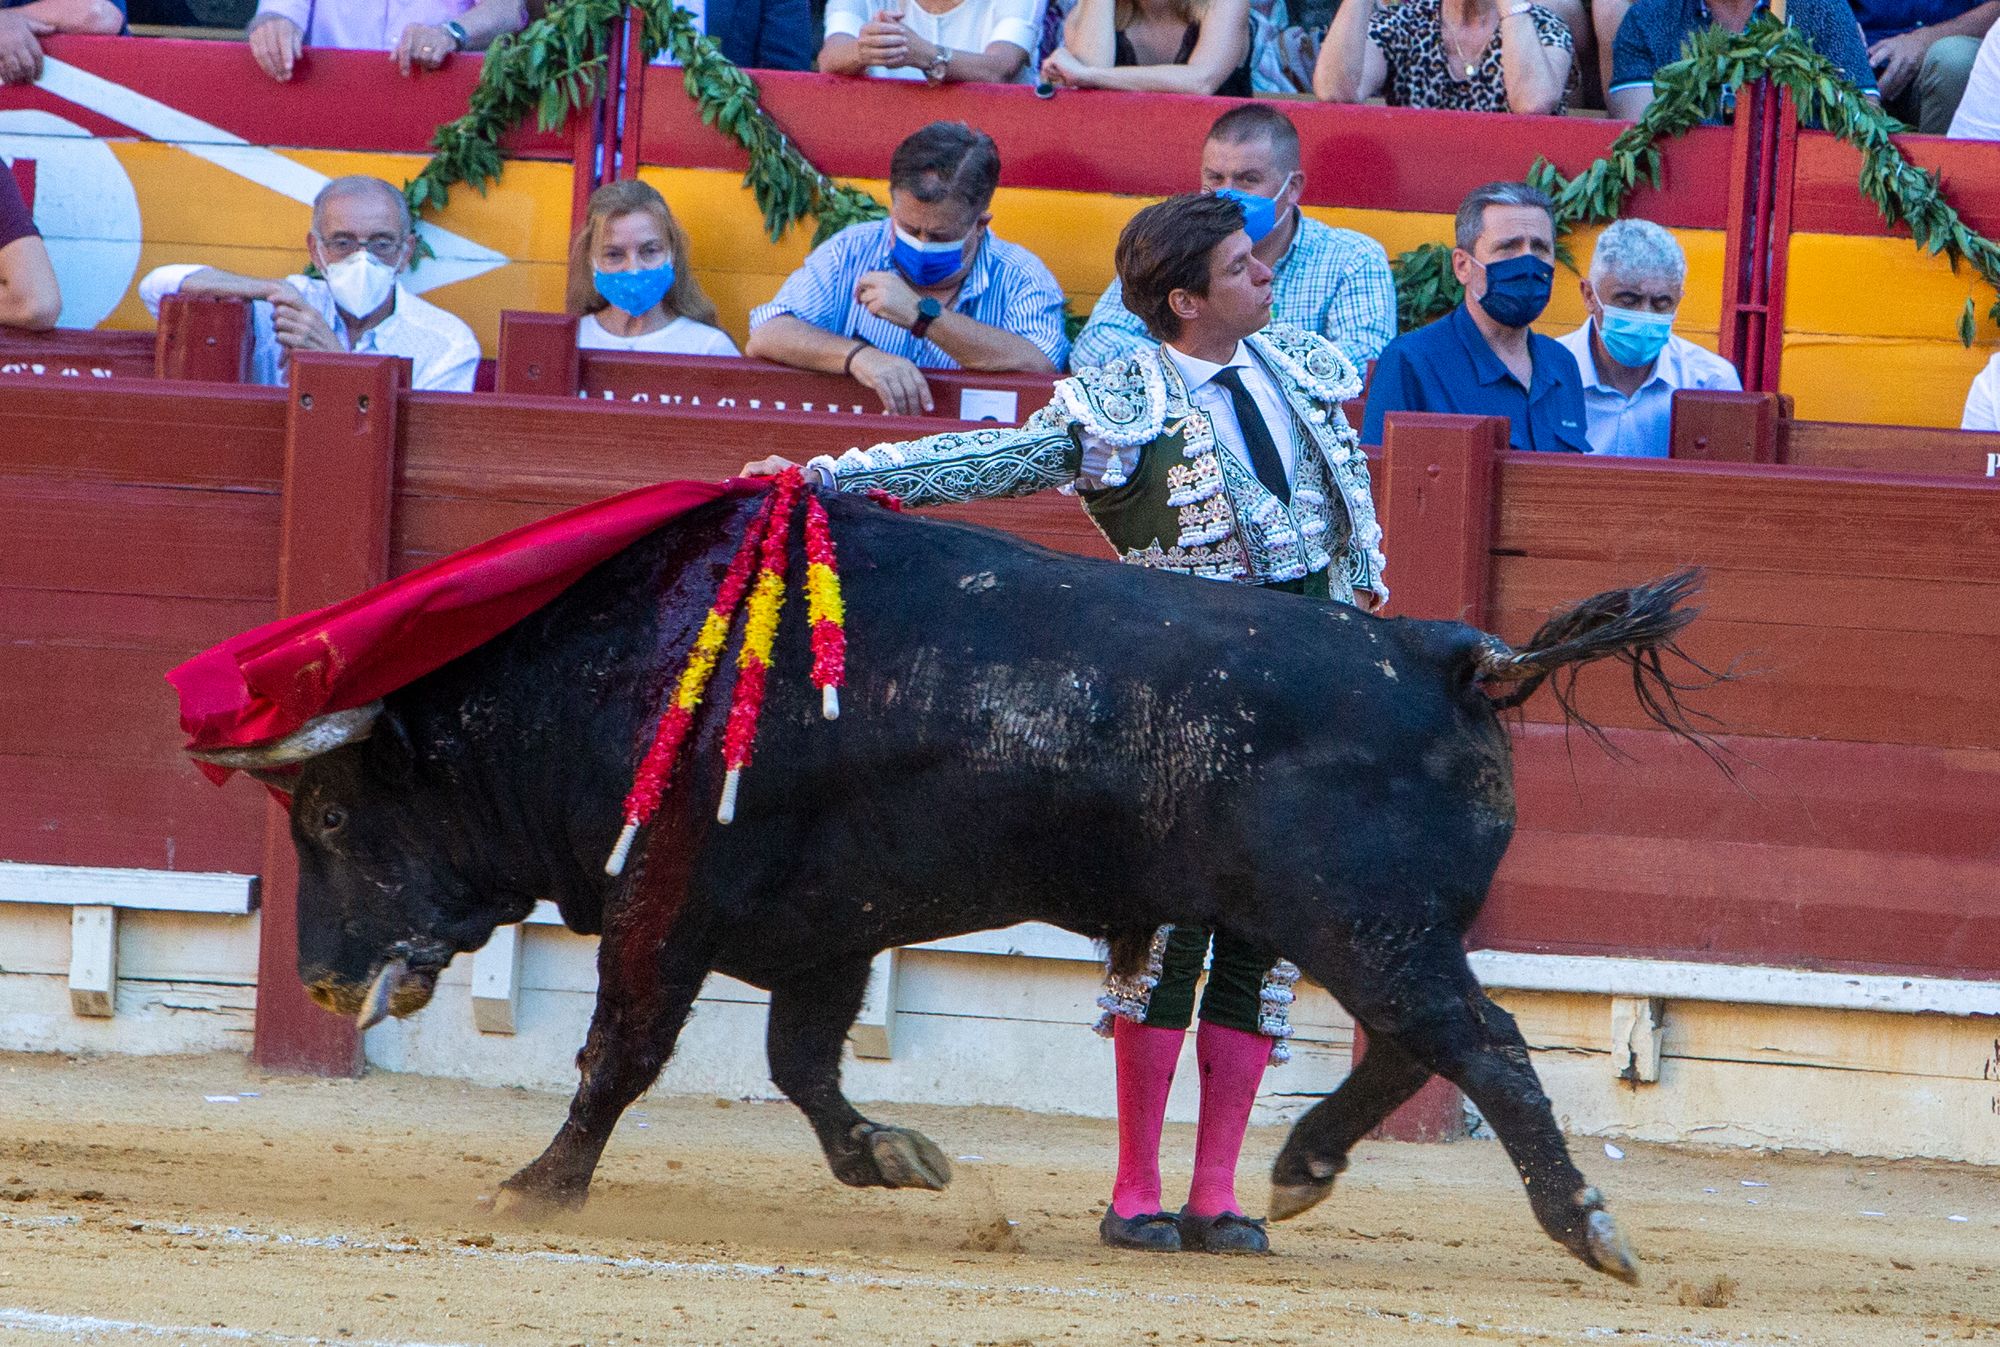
322,251,398,319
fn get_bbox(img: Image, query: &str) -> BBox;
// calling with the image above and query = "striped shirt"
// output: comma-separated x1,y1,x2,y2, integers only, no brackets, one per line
1070,213,1398,372
749,218,1069,370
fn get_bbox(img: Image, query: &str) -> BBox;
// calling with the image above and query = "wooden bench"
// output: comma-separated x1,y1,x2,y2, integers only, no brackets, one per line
1671,388,2000,477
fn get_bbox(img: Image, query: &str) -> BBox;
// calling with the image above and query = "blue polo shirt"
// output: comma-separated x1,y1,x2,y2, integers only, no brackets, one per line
1360,304,1589,454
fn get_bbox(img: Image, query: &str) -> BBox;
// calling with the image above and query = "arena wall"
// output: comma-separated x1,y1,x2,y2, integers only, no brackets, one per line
8,891,1995,1163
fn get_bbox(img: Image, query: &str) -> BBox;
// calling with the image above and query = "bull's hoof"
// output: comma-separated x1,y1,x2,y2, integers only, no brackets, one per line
1267,1178,1333,1223
1583,1207,1642,1285
487,1177,588,1223
857,1124,953,1191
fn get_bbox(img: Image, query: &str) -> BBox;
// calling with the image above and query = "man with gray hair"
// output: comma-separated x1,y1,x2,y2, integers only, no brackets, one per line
1361,180,1587,454
1555,218,1740,458
138,175,480,392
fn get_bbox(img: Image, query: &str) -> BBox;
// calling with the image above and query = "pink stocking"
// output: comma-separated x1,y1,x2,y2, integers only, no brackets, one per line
1186,1020,1270,1219
1109,1019,1184,1218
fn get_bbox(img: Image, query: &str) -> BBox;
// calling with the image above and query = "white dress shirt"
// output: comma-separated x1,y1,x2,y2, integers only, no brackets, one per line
139,264,481,393
1555,321,1742,458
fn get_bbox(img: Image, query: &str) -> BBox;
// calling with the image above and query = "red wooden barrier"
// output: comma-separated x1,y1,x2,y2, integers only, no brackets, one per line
1361,413,1509,1142
0,295,251,385
1669,388,2000,476
7,370,2000,1084
251,353,407,1076
154,296,254,384
496,311,1056,425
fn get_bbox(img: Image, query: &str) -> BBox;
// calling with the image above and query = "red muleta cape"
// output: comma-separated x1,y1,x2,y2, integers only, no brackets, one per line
168,479,755,783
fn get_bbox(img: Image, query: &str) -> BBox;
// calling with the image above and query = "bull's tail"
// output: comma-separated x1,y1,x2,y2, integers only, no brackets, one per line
1471,569,1733,764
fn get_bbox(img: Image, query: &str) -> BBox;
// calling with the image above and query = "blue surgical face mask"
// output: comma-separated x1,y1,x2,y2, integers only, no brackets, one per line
892,225,972,287
1596,303,1676,368
1473,253,1555,329
1214,187,1279,245
594,261,676,317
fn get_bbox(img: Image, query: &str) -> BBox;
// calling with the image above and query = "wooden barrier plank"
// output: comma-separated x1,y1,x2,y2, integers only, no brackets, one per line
0,329,154,380
0,588,269,652
0,478,279,599
1484,829,2000,981
154,295,253,384
1509,724,2000,858
1489,605,2000,748
0,754,264,873
1492,555,2000,639
0,381,285,488
1492,455,2000,583
1781,420,2000,477
253,353,406,1078
396,393,953,503
0,643,224,761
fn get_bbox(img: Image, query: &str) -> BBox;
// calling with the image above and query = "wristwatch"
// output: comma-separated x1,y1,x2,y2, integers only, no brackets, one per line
910,296,943,340
442,19,469,49
924,45,952,83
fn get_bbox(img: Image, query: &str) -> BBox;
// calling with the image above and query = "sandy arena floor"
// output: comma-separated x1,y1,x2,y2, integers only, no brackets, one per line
0,1052,1995,1346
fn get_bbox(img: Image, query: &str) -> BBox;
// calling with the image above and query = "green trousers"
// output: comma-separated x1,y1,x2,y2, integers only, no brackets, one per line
1138,926,1276,1035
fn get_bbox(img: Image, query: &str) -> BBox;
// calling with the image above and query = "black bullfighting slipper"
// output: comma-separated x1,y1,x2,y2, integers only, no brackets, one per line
1176,1206,1271,1255
1098,1206,1183,1252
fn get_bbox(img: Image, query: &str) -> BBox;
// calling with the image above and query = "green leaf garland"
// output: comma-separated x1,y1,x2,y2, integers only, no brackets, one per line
403,0,883,247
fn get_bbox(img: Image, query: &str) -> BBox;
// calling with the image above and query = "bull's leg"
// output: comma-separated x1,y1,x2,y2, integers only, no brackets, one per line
1295,936,1641,1285
1268,1031,1433,1221
491,933,714,1219
766,958,952,1191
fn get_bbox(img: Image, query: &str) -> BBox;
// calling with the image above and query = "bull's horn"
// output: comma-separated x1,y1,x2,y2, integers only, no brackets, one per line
356,957,408,1031
187,702,383,770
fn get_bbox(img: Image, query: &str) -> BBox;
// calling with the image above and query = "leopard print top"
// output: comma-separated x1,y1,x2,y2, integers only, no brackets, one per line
1367,0,1575,113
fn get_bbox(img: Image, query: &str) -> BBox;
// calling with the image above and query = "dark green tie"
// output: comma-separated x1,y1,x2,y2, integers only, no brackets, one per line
1211,366,1291,504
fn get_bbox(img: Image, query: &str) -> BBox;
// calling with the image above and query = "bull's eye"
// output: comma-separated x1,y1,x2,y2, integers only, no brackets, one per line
320,806,348,834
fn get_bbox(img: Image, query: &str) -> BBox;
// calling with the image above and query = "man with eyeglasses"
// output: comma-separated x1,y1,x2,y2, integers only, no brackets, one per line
138,175,480,393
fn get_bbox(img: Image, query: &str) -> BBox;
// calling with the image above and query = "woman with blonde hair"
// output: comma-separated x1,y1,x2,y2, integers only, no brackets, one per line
1040,0,1254,95
567,180,740,356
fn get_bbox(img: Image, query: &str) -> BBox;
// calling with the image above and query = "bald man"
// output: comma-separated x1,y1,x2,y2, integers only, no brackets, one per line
138,175,479,392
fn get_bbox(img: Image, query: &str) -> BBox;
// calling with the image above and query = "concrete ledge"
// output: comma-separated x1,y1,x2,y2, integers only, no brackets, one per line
0,862,257,915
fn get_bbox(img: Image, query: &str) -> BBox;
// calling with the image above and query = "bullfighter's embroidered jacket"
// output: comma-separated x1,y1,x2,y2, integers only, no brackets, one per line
806,325,1387,603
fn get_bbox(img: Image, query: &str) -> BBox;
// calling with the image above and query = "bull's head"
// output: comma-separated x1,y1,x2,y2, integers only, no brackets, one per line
192,702,522,1030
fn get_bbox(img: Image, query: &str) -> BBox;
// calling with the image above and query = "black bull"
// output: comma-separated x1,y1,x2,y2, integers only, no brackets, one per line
198,493,1715,1283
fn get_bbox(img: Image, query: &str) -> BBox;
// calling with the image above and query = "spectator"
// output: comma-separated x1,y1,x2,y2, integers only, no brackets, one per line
1606,0,1877,120
1074,104,1395,370
702,0,816,69
1554,218,1739,457
0,0,125,87
818,0,1040,84
1313,0,1576,114
0,164,59,329
569,179,739,356
1039,0,1255,95
1946,20,2000,134
138,175,479,392
1361,180,1587,452
746,121,1066,414
1963,347,2000,427
1855,0,1993,133
246,0,523,82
